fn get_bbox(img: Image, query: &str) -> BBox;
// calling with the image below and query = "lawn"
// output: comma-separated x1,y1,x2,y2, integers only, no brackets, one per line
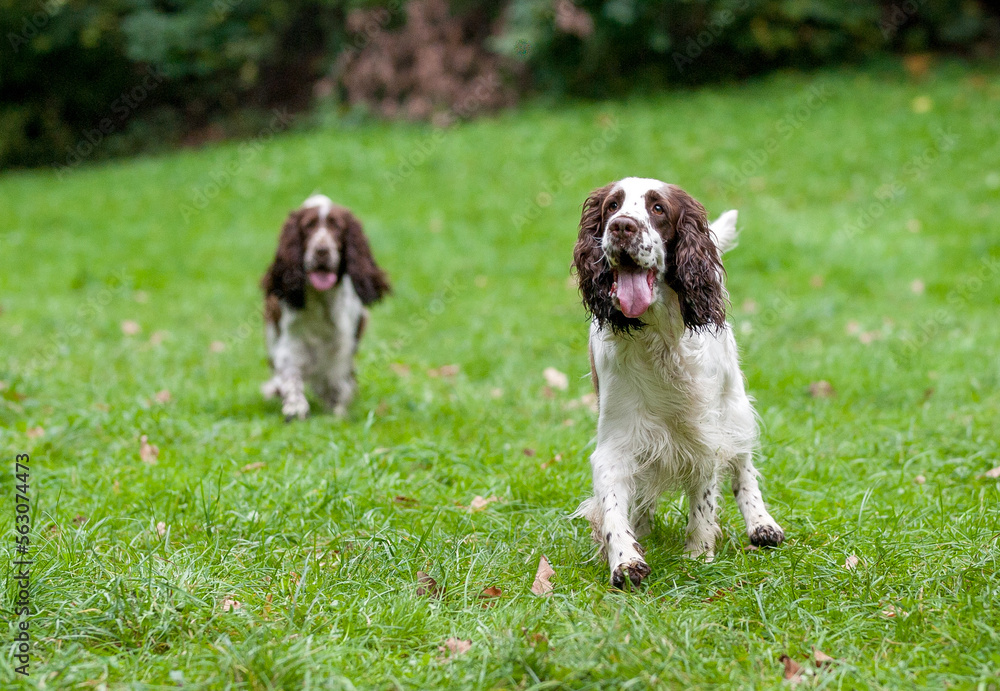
2,62,1000,689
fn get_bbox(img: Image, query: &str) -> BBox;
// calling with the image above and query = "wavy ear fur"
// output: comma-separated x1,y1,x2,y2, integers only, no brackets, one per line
572,183,644,335
336,208,391,305
665,187,727,331
262,210,307,309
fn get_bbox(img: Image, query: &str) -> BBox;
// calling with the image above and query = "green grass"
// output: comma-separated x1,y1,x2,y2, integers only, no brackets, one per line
3,61,1000,689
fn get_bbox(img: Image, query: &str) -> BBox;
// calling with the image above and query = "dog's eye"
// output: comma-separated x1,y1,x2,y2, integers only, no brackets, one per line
652,203,665,215
608,201,619,211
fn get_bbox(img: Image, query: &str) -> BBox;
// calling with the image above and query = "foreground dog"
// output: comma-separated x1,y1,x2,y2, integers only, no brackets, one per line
572,177,784,588
261,194,390,419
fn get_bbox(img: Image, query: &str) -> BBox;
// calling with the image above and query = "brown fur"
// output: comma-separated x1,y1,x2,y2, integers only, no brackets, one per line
261,205,391,311
572,181,726,335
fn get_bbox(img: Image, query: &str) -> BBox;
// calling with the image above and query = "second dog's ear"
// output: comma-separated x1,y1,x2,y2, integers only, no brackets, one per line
336,209,391,305
262,209,307,309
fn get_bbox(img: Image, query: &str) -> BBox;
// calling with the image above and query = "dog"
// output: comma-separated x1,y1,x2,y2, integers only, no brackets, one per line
572,177,784,588
261,194,390,420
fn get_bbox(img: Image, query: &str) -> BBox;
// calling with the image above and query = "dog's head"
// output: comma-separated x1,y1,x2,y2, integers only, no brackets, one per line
573,178,726,335
263,194,391,309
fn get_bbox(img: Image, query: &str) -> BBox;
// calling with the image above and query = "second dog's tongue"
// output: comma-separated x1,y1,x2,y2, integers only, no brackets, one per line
309,271,338,291
617,270,653,318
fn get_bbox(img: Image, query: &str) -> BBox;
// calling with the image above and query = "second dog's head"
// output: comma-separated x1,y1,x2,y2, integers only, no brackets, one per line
573,178,727,335
264,194,390,309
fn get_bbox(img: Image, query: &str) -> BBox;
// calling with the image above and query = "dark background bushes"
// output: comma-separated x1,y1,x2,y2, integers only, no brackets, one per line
1,0,997,169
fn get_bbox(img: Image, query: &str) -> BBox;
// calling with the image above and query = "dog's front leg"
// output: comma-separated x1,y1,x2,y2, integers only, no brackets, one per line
590,447,650,588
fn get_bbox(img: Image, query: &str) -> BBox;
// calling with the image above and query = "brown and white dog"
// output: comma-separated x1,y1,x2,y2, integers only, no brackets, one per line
261,194,390,420
572,177,784,588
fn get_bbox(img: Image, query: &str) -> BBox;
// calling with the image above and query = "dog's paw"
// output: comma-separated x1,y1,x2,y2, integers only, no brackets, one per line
282,396,310,421
749,523,785,548
261,379,281,399
610,559,650,589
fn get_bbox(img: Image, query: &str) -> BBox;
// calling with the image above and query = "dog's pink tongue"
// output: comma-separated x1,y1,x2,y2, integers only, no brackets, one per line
617,270,654,318
308,271,338,291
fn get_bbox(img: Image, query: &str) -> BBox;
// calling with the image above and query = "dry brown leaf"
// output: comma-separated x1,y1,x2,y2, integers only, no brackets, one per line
220,597,242,613
26,426,45,439
813,648,834,667
73,514,88,526
469,495,499,512
844,555,860,570
121,320,141,335
984,466,1000,479
416,571,441,598
439,637,471,659
154,389,172,404
479,586,502,600
241,462,266,473
523,448,536,457
394,495,418,505
541,454,562,470
209,341,226,353
903,53,932,79
156,521,167,537
543,367,569,391
140,435,159,465
780,655,802,684
531,555,555,596
809,381,835,398
390,363,411,377
882,604,906,618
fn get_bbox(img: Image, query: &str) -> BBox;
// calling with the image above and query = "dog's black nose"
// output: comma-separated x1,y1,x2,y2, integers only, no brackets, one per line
314,246,331,260
608,217,638,238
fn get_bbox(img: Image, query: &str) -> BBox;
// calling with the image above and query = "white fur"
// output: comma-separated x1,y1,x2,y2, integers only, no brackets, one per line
577,180,783,587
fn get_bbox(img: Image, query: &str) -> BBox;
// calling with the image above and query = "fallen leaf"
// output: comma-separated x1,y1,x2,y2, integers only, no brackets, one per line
543,367,569,391
240,462,266,473
156,521,167,537
73,514,88,525
743,544,759,552
914,474,926,485
531,555,555,596
881,604,906,618
844,555,860,570
903,53,932,79
140,435,159,465
26,426,45,439
780,655,802,684
154,389,172,404
809,381,835,398
209,341,226,353
220,597,242,613
911,95,933,113
813,648,834,667
390,363,411,377
479,586,502,600
394,495,418,505
469,495,499,512
416,571,441,598
523,448,536,457
439,637,471,659
121,320,141,335
541,454,562,470
984,466,1000,479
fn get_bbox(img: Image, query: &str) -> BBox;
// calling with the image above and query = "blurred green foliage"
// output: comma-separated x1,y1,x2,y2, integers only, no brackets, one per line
1,0,995,169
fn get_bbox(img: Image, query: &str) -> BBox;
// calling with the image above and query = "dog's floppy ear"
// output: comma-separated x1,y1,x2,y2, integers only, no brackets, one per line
573,183,645,334
262,209,307,309
336,208,391,305
665,186,726,331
